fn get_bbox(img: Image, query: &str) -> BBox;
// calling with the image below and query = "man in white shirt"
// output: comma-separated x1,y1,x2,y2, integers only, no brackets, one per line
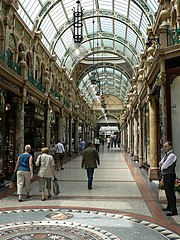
159,141,178,216
55,140,65,170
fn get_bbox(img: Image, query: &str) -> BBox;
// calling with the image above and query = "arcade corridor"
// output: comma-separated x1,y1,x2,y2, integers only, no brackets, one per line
0,146,179,239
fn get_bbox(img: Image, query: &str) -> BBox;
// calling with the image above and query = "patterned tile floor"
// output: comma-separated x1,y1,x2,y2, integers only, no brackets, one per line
0,147,179,239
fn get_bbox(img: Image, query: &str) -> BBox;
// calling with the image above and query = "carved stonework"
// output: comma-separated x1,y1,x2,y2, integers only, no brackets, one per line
156,72,166,86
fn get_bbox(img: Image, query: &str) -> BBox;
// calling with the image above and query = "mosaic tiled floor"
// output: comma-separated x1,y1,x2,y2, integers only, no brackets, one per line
0,209,179,240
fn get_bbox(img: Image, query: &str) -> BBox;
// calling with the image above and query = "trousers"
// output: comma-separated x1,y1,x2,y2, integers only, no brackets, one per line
163,173,177,212
86,168,94,188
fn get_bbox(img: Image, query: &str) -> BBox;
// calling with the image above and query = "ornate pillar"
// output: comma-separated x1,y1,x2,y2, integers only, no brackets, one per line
57,109,64,141
148,95,159,180
45,98,51,148
69,115,72,156
74,118,79,153
14,98,24,159
138,107,143,167
123,123,127,151
134,111,138,161
82,124,85,140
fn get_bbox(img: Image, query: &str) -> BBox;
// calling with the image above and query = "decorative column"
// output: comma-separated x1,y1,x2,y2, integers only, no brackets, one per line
159,9,170,48
69,115,72,156
129,116,133,156
19,51,28,80
58,109,64,141
127,119,131,153
148,95,159,180
74,117,79,153
123,123,127,151
138,107,143,167
14,98,24,159
82,124,85,140
134,111,138,161
45,98,51,148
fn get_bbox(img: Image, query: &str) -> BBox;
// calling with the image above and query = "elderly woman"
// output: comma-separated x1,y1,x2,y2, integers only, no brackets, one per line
36,147,56,201
14,144,33,202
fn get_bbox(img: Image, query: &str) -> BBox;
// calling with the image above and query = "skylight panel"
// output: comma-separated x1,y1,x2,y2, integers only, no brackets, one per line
140,14,150,37
17,5,33,30
114,0,128,16
147,0,159,13
49,3,66,30
126,28,137,47
54,41,66,60
101,18,113,33
61,28,73,49
40,17,56,44
114,21,126,38
98,0,112,11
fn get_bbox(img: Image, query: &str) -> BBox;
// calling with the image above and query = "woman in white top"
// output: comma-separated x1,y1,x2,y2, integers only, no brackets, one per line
36,147,56,201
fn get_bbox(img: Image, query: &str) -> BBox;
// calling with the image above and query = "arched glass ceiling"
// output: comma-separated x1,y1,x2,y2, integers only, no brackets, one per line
17,0,159,103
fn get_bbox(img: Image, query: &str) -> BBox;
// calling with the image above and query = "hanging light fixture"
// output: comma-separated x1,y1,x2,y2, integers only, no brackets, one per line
69,0,87,61
90,1,97,85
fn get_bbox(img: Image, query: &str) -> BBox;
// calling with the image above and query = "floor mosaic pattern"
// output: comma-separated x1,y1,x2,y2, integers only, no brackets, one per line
0,208,179,240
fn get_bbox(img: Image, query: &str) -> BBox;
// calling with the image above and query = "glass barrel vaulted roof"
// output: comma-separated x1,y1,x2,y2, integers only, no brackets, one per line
17,0,159,105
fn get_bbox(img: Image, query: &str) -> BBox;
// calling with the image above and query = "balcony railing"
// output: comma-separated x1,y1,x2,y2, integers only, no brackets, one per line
168,28,180,46
0,50,21,75
50,88,61,100
28,72,45,93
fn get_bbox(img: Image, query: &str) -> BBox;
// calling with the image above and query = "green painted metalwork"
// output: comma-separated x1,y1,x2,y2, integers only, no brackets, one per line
0,50,21,75
50,88,61,99
63,97,70,108
168,28,180,46
28,72,45,93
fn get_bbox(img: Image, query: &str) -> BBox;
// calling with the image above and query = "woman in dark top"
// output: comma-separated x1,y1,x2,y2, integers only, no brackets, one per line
14,145,33,202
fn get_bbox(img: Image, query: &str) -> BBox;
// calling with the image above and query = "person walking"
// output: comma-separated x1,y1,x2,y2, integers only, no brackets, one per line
14,144,33,202
35,147,56,201
159,141,178,216
81,141,100,190
55,139,65,170
79,139,86,154
94,137,100,152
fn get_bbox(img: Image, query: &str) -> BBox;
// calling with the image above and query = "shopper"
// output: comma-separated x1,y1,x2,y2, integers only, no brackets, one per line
94,137,100,152
81,141,100,190
36,147,56,201
14,144,33,202
159,141,178,216
55,139,65,170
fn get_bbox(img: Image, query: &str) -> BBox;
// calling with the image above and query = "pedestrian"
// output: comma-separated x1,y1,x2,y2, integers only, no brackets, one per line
80,139,86,154
81,141,100,190
35,147,56,201
159,141,178,216
94,137,100,152
14,144,33,202
55,139,65,170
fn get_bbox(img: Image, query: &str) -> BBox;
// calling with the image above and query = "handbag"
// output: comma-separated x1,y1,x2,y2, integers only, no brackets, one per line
53,178,60,196
11,172,17,182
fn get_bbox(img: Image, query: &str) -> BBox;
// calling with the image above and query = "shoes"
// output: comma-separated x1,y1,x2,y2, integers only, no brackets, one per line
27,195,32,199
166,211,178,216
42,198,46,201
162,207,170,211
88,187,93,190
18,199,23,202
57,168,59,171
61,167,64,170
48,194,51,198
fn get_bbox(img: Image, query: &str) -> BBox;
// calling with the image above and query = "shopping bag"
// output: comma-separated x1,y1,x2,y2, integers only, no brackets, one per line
53,178,60,196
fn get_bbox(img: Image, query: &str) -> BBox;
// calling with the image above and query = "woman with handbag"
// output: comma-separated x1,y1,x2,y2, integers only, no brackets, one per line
36,147,56,201
14,144,33,202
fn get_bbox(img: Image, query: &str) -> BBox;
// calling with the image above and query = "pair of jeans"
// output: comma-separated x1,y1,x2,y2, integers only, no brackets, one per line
86,168,94,188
